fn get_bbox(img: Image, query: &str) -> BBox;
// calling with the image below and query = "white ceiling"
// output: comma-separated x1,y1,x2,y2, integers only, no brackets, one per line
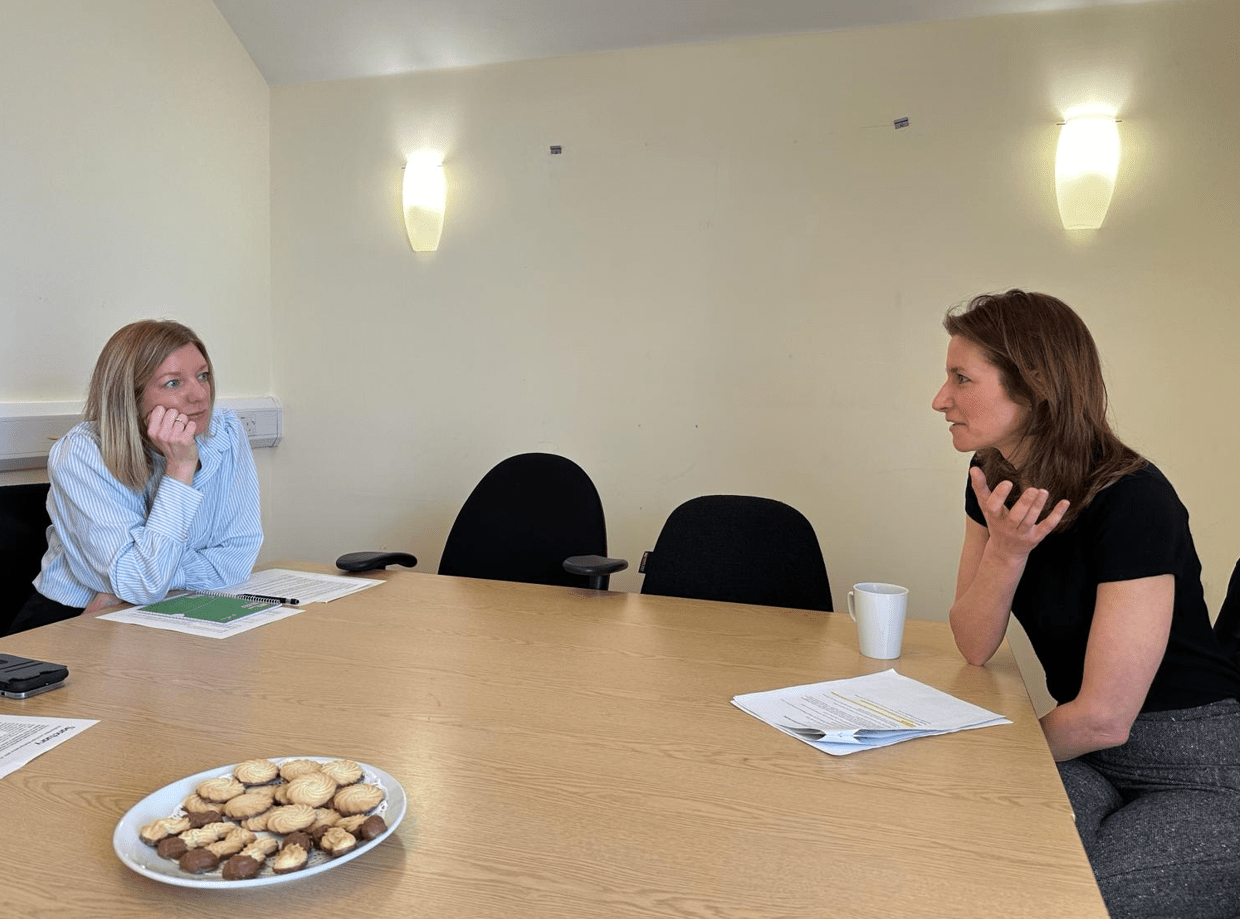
212,0,1166,85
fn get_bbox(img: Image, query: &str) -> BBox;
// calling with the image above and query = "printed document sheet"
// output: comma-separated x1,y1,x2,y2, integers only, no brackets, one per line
98,599,299,638
732,669,1010,755
0,714,98,780
96,569,378,638
224,568,382,604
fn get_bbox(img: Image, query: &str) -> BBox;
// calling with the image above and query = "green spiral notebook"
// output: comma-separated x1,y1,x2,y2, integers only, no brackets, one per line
136,593,279,624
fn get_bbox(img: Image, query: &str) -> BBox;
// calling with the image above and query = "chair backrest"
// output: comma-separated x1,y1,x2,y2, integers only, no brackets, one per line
639,494,833,612
1214,557,1240,649
438,453,610,589
0,483,52,634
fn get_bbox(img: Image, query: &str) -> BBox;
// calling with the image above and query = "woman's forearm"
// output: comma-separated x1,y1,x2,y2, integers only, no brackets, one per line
1041,700,1131,761
1041,577,1174,761
949,543,1027,665
948,476,1068,667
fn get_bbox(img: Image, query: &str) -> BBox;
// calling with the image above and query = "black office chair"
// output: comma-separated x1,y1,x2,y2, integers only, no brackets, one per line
1213,557,1240,660
337,453,626,590
639,494,833,612
1,483,52,636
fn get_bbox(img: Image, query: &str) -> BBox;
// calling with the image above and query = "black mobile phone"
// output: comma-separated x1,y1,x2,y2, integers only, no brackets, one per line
0,654,69,699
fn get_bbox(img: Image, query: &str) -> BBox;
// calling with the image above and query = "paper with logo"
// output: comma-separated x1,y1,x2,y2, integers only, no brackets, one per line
0,714,98,780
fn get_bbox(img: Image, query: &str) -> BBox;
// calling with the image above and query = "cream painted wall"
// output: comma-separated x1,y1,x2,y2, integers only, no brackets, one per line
0,1,273,522
269,0,1239,711
2,0,1232,716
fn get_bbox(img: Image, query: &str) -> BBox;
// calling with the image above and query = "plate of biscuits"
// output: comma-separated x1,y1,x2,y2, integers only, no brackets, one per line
112,755,406,888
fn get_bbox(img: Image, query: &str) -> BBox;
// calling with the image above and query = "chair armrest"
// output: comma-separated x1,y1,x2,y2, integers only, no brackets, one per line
335,551,418,573
563,555,628,590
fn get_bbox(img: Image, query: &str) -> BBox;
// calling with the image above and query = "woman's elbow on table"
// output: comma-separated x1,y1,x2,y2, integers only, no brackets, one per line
955,644,999,668
949,613,1003,666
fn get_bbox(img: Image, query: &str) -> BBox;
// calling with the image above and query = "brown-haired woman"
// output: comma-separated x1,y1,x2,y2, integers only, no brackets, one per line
10,320,262,633
932,289,1240,919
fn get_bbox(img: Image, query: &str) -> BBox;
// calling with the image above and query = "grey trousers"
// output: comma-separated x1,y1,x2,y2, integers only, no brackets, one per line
1058,698,1240,919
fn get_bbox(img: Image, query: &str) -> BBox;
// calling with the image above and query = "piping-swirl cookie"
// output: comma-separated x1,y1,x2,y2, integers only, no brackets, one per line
285,771,337,807
222,792,274,820
320,759,363,785
233,759,280,785
278,759,322,781
332,783,385,816
264,804,317,834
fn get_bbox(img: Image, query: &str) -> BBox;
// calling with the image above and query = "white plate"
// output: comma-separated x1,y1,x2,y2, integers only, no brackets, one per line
112,756,406,889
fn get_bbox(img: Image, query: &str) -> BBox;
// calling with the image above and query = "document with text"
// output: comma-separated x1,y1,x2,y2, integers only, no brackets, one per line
0,714,98,780
96,569,381,638
223,568,383,604
732,668,1010,755
99,595,300,638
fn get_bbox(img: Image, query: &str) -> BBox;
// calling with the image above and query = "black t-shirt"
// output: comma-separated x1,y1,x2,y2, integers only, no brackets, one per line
964,461,1240,711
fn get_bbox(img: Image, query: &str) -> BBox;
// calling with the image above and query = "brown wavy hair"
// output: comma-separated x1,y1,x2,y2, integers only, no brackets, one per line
84,320,215,490
943,289,1144,527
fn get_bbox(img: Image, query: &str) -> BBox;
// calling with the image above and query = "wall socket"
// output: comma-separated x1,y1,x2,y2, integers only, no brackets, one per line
219,397,282,448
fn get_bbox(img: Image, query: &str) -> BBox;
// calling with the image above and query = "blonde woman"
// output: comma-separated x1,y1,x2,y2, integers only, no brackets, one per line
11,320,262,633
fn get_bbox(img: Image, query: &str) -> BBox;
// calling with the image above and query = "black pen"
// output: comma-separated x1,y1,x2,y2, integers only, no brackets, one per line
236,593,300,606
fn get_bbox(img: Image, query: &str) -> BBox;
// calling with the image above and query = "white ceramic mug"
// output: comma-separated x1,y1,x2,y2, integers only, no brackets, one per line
847,582,908,659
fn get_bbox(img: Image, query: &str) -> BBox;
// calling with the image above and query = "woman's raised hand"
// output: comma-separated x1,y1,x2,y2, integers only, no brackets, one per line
146,405,199,484
970,465,1069,560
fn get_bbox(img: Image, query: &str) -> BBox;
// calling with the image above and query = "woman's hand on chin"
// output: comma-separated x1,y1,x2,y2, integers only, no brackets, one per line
146,405,200,484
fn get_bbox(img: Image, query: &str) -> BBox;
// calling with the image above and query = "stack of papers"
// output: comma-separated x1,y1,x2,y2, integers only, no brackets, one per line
732,669,1010,755
97,568,381,639
99,596,298,638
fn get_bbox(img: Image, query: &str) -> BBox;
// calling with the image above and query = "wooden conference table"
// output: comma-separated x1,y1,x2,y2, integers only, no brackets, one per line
0,567,1108,919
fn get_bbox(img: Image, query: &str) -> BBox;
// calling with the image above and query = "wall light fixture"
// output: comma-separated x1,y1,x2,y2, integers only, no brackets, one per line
1055,113,1120,230
403,153,446,252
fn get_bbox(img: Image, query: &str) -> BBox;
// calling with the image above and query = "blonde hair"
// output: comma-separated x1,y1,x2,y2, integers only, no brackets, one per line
84,320,215,489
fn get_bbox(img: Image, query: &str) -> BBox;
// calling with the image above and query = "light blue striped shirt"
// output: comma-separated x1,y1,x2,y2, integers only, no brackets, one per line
35,408,263,607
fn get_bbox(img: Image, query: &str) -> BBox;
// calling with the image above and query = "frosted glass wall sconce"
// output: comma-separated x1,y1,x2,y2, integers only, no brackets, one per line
403,153,446,252
1055,114,1120,230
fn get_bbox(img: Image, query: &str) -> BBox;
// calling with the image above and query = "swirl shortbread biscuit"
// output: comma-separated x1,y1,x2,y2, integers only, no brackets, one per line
264,804,317,834
241,811,272,832
233,759,280,785
332,783,385,816
278,759,322,781
320,759,363,785
286,771,337,807
181,794,218,815
310,807,341,829
223,791,275,820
